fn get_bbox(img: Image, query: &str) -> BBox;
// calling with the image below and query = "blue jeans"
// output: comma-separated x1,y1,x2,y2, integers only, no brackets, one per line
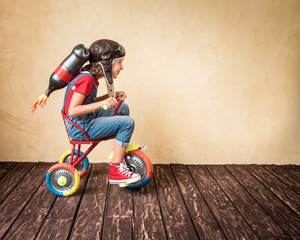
65,103,135,147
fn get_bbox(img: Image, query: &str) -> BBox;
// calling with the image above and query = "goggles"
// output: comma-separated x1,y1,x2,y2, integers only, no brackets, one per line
109,45,126,59
96,45,126,61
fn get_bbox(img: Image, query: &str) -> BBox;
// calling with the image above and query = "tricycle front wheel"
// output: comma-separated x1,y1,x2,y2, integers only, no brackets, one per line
46,163,80,196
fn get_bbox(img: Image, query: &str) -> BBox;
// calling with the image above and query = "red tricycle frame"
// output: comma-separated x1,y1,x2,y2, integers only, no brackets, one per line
60,100,127,169
46,100,152,197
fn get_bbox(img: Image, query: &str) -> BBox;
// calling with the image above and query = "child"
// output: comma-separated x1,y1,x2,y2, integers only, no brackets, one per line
63,39,141,184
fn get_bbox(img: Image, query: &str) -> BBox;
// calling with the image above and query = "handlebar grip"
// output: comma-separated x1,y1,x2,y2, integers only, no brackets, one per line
102,99,123,112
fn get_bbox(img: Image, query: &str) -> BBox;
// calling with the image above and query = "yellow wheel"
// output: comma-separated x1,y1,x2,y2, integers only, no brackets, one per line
59,150,89,177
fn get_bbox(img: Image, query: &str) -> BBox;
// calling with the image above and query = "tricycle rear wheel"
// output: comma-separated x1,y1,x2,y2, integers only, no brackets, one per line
122,150,153,189
59,150,89,177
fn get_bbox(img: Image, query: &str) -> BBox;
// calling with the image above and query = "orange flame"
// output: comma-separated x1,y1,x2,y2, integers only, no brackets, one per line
31,93,48,115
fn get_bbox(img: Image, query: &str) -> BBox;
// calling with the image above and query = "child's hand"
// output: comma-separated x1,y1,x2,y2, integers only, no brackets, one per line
101,97,117,109
116,91,127,101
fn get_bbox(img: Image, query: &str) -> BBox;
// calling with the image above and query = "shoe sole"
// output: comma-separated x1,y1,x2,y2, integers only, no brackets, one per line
109,175,141,184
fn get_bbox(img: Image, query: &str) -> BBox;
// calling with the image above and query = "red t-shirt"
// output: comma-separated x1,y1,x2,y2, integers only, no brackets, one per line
64,73,99,115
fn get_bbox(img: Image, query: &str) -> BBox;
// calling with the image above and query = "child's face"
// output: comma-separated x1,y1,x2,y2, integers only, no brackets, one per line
112,57,125,79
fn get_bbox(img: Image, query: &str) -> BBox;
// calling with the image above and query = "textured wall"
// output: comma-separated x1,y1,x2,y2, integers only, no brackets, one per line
0,0,299,164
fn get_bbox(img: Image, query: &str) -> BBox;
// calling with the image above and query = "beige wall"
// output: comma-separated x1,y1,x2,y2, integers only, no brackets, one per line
0,0,299,164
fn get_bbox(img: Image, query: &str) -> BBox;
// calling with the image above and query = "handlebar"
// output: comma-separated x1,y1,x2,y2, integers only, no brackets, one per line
102,93,124,110
102,98,123,116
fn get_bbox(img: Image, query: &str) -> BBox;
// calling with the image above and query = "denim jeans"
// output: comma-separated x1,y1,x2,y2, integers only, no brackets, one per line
65,103,135,147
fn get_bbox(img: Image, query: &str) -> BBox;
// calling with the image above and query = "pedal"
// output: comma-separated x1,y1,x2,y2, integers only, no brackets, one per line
139,145,148,152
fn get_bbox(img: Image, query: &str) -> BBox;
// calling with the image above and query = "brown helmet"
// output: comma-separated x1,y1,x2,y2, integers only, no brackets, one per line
89,39,126,85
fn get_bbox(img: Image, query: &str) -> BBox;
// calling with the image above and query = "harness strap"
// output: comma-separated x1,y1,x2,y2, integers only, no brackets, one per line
61,71,96,141
62,71,96,112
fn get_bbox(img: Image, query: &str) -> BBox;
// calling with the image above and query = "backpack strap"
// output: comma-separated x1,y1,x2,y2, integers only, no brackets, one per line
62,71,95,113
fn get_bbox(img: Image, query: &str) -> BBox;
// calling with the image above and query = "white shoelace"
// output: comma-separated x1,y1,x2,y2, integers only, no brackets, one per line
117,163,134,177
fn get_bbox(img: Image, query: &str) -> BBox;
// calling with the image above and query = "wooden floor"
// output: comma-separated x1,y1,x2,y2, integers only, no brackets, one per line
0,162,299,240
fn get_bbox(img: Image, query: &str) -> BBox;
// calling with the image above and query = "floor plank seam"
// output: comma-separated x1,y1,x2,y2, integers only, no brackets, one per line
224,165,292,239
170,164,200,240
131,188,134,240
243,165,299,217
285,168,300,180
152,167,169,240
0,162,17,181
34,193,58,240
100,176,111,240
263,165,299,195
186,165,227,239
205,166,260,240
67,165,93,240
2,171,46,240
0,163,37,206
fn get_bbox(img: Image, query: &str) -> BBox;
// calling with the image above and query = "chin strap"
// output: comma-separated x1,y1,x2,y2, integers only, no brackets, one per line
105,80,116,97
98,61,116,97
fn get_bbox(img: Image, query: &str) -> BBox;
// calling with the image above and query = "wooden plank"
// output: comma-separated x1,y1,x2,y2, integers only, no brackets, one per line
35,167,90,240
154,165,199,240
226,165,300,239
265,165,300,193
245,165,300,215
133,174,167,240
101,184,133,240
0,162,35,203
171,164,225,240
3,177,56,240
283,165,300,178
103,215,132,240
0,163,49,239
1,163,298,240
207,165,289,239
0,162,17,180
187,165,258,240
69,163,109,240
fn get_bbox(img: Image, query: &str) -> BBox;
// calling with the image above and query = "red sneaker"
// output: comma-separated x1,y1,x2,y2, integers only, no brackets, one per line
109,163,141,184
